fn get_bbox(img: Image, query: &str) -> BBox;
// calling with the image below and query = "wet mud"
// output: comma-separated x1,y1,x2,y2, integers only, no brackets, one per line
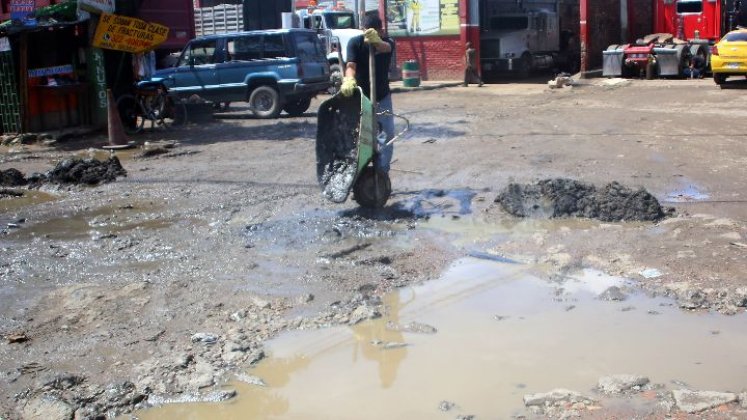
0,157,126,187
316,94,362,203
45,157,127,185
496,178,667,222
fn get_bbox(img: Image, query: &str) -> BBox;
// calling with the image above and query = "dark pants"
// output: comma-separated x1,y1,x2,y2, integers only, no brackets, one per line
464,66,483,86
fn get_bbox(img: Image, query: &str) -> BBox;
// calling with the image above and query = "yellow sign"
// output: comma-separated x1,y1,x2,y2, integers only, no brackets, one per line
93,13,169,53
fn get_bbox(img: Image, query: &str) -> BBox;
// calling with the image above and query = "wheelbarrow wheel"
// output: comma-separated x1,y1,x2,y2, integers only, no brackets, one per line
353,166,391,208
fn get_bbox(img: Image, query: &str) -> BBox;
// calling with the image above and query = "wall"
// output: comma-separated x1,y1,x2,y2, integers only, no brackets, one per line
393,36,463,80
586,0,653,69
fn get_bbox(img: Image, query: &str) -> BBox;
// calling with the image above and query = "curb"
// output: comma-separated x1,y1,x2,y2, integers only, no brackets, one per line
390,82,463,93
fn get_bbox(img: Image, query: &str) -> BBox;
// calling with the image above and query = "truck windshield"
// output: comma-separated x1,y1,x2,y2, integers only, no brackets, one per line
489,16,529,31
324,13,355,29
676,0,702,14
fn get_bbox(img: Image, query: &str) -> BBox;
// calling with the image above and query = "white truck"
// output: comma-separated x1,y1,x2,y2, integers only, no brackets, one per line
296,7,364,91
480,9,577,77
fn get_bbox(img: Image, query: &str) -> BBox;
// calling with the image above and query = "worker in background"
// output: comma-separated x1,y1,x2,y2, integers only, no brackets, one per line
683,54,706,79
340,15,395,173
463,42,484,87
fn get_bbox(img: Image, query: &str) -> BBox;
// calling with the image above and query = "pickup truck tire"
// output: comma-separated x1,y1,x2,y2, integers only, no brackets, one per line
283,97,312,117
249,86,282,119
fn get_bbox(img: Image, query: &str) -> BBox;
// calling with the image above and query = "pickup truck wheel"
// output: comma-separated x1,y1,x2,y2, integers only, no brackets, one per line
249,86,281,119
283,97,312,117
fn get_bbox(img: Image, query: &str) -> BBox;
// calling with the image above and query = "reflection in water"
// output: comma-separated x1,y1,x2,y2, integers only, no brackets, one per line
351,293,407,389
135,259,747,419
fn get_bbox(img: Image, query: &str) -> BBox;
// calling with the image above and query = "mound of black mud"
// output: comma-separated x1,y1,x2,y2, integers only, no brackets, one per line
497,178,666,222
0,157,126,187
0,168,26,186
47,157,126,185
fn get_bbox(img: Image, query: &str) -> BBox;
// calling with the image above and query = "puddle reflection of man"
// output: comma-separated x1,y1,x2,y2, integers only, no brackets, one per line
352,293,407,388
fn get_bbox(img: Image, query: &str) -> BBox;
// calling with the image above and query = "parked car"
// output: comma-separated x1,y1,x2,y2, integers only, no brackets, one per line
711,29,747,85
151,29,331,118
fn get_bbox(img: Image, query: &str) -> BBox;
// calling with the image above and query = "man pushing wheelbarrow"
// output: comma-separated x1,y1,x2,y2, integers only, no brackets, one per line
316,15,407,208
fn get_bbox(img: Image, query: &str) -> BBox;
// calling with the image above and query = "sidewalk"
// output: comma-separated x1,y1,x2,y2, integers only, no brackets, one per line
390,80,463,93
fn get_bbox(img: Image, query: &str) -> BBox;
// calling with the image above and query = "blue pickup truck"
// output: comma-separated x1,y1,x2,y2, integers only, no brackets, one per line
152,29,331,118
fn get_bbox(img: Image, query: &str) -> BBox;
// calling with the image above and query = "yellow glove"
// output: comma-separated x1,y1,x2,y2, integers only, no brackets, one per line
340,76,357,97
364,28,383,46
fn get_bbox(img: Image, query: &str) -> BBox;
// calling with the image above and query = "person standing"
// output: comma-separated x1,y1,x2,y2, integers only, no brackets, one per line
464,42,484,87
409,0,422,33
340,15,396,173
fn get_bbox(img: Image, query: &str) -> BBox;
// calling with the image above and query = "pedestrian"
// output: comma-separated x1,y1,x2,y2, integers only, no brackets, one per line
340,15,396,173
464,42,484,87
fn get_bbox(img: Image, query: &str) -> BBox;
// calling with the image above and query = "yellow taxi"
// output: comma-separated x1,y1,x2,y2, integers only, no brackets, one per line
711,29,747,85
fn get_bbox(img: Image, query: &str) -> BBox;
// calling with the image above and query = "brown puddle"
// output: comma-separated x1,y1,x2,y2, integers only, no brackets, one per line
136,259,747,419
0,190,57,214
5,202,171,240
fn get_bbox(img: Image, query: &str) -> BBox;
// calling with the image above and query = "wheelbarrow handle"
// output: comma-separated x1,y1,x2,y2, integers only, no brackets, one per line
376,111,411,147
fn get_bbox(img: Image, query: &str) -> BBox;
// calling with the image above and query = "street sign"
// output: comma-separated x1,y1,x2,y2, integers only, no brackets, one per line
92,13,169,53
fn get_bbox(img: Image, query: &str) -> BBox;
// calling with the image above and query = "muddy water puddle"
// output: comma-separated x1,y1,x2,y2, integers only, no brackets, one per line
0,189,57,214
138,258,747,419
4,202,173,241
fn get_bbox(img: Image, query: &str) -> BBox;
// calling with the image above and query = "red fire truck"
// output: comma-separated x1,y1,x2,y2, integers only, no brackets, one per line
603,0,744,78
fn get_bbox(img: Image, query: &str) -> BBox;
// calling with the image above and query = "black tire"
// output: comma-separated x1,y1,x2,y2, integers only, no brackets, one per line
249,85,281,119
329,64,343,94
115,94,145,135
714,73,727,85
353,166,391,209
159,94,187,129
283,97,312,117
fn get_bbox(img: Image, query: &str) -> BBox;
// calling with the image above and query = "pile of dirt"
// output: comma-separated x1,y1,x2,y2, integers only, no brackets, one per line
45,157,126,185
496,178,666,222
0,168,27,186
0,157,126,187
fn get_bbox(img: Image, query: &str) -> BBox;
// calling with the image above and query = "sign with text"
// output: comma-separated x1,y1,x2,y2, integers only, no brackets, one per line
79,0,115,14
28,64,74,78
10,0,35,21
93,13,169,53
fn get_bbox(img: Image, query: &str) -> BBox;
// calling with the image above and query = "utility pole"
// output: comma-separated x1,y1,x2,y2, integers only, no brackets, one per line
359,0,366,28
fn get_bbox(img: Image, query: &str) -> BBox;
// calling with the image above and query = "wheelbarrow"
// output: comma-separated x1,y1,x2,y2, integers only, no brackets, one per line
316,47,409,208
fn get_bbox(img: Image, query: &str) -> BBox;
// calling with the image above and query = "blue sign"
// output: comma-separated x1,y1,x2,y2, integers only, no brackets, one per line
10,0,35,21
28,64,74,78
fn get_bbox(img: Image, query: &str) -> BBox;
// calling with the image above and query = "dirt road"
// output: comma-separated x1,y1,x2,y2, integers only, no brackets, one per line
1,78,746,418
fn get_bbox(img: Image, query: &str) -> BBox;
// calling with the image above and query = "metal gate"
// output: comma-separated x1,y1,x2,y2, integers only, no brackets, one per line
0,37,22,134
